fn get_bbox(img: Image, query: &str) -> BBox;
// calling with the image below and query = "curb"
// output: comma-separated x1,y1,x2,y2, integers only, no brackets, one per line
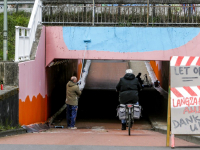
0,128,27,138
149,117,200,146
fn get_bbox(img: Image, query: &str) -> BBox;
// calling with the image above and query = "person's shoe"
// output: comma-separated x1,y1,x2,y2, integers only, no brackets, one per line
67,127,71,129
121,123,126,130
70,127,77,129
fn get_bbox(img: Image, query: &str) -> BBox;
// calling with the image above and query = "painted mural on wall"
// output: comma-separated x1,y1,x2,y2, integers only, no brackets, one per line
46,26,200,66
18,26,48,125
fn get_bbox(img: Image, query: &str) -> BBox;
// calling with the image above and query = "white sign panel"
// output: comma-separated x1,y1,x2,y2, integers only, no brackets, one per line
171,56,200,134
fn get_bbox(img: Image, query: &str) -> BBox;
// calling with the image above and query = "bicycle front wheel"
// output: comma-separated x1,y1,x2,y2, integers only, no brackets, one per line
128,114,131,136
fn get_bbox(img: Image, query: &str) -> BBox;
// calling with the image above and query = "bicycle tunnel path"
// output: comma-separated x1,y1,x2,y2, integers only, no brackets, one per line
50,60,167,131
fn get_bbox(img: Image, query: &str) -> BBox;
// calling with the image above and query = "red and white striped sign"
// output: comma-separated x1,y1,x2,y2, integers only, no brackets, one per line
171,86,200,98
171,56,200,100
170,56,200,135
171,56,200,66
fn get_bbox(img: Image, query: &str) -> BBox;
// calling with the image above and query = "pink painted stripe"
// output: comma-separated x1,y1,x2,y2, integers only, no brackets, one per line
197,86,200,90
171,88,184,97
175,56,184,66
196,57,200,66
186,57,195,66
183,86,198,96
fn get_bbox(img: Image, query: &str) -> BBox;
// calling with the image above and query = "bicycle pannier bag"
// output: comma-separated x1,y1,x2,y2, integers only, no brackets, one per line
133,105,141,119
117,104,126,120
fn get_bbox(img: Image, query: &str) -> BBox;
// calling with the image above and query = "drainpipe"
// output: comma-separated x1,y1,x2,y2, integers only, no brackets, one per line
3,0,8,61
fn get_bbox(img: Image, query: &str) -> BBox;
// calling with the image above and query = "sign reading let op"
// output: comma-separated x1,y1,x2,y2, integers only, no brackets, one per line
171,56,200,134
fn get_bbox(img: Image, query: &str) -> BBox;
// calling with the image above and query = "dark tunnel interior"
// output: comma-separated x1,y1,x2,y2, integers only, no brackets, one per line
51,87,167,125
77,89,119,120
46,60,168,127
76,88,167,121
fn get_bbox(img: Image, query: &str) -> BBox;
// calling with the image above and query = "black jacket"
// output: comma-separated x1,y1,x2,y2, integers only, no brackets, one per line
116,73,141,104
136,75,143,86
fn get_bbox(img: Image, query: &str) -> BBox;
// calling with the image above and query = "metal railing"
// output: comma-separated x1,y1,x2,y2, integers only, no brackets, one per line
15,0,42,62
42,4,200,26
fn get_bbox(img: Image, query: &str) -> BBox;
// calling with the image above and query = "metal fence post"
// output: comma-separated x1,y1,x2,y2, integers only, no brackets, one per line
21,28,25,61
147,0,149,26
3,0,8,61
27,29,30,60
92,0,95,26
15,27,19,62
16,3,18,12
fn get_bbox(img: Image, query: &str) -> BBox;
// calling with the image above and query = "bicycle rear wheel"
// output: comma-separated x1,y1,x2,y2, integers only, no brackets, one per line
128,114,131,136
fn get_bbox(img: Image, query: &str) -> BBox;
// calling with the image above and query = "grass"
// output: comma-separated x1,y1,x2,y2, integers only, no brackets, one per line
0,119,21,132
0,124,16,131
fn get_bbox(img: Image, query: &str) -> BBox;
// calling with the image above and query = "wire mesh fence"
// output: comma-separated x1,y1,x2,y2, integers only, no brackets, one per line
42,4,200,26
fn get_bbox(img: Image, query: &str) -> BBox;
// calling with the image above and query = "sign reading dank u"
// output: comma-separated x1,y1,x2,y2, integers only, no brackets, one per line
171,56,200,134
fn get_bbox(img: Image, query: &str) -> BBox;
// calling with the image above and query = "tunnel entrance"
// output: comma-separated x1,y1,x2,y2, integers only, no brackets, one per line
77,90,119,120
75,89,158,130
47,59,169,130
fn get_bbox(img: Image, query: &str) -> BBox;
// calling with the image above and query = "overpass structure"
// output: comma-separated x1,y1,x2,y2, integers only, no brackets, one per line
6,0,200,128
0,0,200,4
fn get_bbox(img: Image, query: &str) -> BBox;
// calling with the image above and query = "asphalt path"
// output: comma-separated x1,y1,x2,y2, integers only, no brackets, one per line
0,145,200,150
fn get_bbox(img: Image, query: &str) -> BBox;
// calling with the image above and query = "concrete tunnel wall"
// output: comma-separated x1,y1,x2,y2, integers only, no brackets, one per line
18,26,83,125
46,59,82,117
18,26,47,125
46,26,200,66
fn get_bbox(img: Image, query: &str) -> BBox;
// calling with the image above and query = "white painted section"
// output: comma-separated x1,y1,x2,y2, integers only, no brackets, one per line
176,87,191,97
18,26,46,102
78,60,91,91
191,57,199,66
144,61,157,83
180,56,189,66
190,86,200,97
170,56,178,66
15,0,42,62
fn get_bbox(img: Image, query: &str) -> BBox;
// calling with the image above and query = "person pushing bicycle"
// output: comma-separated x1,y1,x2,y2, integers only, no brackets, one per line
116,69,142,130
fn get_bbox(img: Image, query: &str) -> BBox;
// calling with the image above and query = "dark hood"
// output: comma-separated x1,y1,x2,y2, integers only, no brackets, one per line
124,73,135,80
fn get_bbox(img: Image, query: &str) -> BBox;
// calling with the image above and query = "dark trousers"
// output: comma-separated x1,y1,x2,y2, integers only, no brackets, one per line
66,104,78,127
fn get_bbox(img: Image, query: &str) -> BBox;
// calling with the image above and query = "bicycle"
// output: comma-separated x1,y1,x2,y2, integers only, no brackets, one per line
117,103,141,136
126,104,134,136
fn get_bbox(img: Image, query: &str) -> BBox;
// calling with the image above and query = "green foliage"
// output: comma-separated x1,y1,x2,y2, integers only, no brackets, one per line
0,11,30,61
0,119,20,131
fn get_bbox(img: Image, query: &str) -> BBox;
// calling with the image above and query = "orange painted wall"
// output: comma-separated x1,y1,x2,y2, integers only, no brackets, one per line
150,60,169,91
77,59,82,81
19,94,48,125
150,60,162,85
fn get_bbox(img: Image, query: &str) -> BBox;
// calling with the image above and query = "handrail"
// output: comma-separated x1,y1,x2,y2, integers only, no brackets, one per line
15,26,31,30
15,0,42,62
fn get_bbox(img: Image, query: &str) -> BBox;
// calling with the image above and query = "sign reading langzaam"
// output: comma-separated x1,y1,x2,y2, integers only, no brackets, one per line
171,56,200,134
